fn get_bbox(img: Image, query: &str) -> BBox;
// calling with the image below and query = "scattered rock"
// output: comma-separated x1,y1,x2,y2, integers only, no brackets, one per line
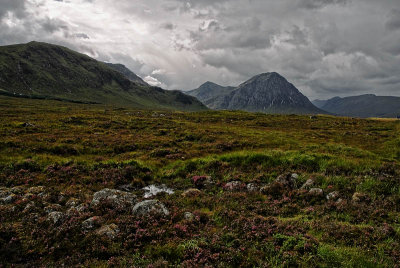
223,181,245,191
300,179,314,190
352,192,370,203
27,186,45,195
275,173,298,190
184,212,195,221
132,200,169,217
66,198,80,208
182,188,202,198
44,204,62,213
95,224,119,239
246,183,259,192
326,191,340,201
308,188,324,197
191,176,214,188
91,188,137,209
48,211,65,225
142,184,174,198
82,216,102,232
1,193,16,204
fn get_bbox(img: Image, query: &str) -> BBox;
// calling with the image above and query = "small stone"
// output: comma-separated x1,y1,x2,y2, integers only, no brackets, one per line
352,192,369,203
308,188,324,197
132,200,169,217
95,224,119,239
48,211,65,225
184,212,195,221
246,183,259,192
82,216,102,232
1,194,17,204
223,181,244,191
326,191,340,201
66,198,80,208
301,179,314,189
142,184,174,198
44,204,62,213
275,173,298,190
182,188,202,198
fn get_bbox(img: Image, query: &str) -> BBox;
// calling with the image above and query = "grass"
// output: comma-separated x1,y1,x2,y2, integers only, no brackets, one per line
0,95,399,266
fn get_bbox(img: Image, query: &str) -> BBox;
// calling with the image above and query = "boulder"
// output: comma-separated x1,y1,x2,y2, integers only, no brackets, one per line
326,191,340,201
182,188,202,198
95,224,119,239
132,200,169,217
91,188,137,209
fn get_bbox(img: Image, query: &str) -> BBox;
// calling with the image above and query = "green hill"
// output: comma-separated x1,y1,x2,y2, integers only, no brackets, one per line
0,41,207,111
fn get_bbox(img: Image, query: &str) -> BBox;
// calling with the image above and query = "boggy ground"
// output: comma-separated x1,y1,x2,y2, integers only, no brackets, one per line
0,95,400,267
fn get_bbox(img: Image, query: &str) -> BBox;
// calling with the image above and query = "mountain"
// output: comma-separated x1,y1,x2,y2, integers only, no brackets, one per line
0,41,206,111
187,72,325,114
186,81,235,109
105,63,148,86
315,94,400,118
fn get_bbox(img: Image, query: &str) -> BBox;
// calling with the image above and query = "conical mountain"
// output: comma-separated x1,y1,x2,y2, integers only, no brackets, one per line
187,72,325,114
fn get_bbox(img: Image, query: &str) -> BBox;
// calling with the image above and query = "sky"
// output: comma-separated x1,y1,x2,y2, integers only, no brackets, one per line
0,0,399,100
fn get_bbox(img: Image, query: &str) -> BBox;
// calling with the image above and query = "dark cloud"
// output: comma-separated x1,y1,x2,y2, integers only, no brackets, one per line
0,0,399,99
386,9,400,31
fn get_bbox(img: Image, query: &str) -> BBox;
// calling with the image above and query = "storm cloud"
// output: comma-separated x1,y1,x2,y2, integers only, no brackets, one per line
0,0,399,99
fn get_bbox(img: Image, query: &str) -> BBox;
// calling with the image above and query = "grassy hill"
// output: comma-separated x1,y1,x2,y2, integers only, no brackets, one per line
0,41,206,111
0,95,399,266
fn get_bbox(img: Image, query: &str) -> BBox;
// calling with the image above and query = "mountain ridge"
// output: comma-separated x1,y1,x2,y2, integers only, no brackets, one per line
0,41,207,111
313,94,400,118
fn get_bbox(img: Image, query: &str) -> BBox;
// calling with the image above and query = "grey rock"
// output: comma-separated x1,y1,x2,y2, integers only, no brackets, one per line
1,193,16,204
184,212,195,221
142,184,174,198
275,173,298,190
82,216,102,231
132,200,169,217
326,191,340,201
308,188,324,197
48,211,65,224
91,188,137,209
246,183,259,192
301,179,314,189
223,181,244,191
66,198,80,208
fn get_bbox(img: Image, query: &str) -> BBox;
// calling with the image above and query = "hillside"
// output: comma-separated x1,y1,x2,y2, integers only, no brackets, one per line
0,96,399,267
105,63,148,86
0,41,206,111
313,94,400,118
187,73,326,114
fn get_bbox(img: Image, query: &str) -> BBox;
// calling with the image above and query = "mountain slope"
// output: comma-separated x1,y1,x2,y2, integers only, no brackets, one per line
105,63,148,86
0,41,206,111
186,81,235,109
317,94,400,118
188,73,325,114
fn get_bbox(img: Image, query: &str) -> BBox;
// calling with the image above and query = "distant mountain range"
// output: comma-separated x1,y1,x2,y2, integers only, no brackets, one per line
313,94,400,118
0,41,206,111
187,72,325,114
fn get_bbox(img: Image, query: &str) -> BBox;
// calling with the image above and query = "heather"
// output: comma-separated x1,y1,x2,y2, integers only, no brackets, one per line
0,95,399,267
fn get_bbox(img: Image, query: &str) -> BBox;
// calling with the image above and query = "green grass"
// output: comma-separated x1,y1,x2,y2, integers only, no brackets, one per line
0,95,399,266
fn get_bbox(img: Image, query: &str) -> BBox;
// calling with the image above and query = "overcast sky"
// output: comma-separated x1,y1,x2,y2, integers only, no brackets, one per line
0,0,399,99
